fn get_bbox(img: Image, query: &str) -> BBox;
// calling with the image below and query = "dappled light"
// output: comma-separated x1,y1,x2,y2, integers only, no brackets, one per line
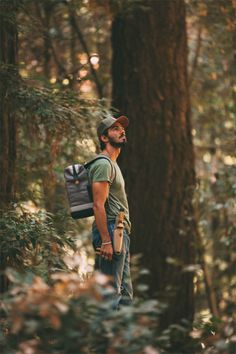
0,0,235,353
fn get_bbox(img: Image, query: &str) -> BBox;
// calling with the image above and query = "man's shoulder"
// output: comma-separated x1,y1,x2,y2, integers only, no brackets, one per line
93,156,111,165
88,157,112,174
89,157,112,169
88,156,113,182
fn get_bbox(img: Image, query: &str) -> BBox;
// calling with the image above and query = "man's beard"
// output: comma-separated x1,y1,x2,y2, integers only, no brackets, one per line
108,135,127,148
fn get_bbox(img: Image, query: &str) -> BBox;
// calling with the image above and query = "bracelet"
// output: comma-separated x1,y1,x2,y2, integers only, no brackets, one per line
102,241,112,246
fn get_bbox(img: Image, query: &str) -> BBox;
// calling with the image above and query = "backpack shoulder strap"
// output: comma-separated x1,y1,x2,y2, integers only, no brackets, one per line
85,155,116,184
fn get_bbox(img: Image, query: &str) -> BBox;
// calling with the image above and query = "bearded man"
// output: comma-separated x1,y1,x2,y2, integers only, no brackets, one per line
88,115,133,308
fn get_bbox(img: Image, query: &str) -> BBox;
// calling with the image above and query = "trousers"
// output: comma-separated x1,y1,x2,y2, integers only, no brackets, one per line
92,221,133,309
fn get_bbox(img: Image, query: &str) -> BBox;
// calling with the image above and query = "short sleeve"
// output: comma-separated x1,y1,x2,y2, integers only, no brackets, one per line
89,160,112,183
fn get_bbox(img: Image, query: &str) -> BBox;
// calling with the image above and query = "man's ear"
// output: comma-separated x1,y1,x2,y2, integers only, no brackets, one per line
100,134,109,143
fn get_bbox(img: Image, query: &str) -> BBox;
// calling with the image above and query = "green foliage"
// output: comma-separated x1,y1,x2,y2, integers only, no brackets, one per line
1,0,236,352
0,206,75,279
156,323,200,354
0,266,203,354
188,0,235,153
193,167,236,353
186,1,236,351
197,169,236,299
0,0,22,24
0,270,162,354
0,64,106,137
0,62,110,209
192,314,236,354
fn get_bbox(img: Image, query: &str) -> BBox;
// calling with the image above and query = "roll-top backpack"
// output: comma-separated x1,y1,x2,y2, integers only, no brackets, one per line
64,155,115,219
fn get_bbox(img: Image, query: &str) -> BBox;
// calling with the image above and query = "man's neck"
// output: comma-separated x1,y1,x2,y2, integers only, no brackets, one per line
101,145,120,162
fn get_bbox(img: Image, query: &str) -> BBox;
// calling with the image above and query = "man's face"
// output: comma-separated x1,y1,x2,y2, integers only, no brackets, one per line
106,122,127,148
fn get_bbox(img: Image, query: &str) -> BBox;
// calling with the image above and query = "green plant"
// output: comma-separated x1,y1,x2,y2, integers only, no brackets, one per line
1,270,162,354
0,205,75,280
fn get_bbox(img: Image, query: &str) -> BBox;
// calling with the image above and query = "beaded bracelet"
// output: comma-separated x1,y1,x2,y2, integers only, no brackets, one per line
102,241,112,246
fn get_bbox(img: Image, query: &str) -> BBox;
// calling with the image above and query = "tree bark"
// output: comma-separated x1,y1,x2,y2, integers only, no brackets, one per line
112,0,196,325
0,1,18,206
0,0,19,293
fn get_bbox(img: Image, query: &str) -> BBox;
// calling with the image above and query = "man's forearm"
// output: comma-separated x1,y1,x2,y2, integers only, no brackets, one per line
93,204,111,243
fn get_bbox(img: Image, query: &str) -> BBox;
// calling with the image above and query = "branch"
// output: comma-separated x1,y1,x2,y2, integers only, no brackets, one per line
67,4,104,98
49,41,67,75
197,229,220,318
194,201,220,318
34,2,68,76
189,23,202,86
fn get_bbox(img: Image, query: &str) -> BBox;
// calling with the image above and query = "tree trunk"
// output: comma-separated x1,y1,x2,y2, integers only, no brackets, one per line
36,2,61,213
0,0,18,293
112,0,196,325
0,1,18,206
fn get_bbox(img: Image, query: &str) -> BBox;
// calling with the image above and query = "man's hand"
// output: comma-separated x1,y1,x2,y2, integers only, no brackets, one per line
101,243,113,261
96,243,113,261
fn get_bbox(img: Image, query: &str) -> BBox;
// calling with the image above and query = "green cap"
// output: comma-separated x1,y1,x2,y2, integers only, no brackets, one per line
97,115,129,138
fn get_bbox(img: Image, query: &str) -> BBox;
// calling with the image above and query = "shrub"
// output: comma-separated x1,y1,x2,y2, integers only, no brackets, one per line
0,270,162,354
0,206,75,282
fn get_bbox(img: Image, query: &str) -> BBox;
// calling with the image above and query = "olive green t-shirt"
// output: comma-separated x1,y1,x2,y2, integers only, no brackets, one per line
88,156,131,233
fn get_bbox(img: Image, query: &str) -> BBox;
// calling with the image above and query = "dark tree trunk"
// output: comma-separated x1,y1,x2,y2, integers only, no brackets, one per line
0,1,18,206
112,0,196,325
0,0,18,293
36,2,61,213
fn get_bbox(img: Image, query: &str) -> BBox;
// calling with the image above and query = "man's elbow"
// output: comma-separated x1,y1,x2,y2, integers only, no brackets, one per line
93,201,105,212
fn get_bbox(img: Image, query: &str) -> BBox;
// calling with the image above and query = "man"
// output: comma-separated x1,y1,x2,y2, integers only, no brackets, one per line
88,115,133,308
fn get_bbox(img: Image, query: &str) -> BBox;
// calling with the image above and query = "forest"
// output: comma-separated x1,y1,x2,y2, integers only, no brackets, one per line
0,0,235,353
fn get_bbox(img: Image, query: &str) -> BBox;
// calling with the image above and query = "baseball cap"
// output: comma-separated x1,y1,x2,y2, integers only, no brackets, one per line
97,115,129,138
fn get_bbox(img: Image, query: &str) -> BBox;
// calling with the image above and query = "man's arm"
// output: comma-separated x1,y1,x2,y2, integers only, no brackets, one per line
92,181,113,261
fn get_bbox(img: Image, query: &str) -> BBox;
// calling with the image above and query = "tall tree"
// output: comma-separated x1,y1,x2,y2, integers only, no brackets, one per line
0,0,19,292
0,0,18,206
112,0,196,325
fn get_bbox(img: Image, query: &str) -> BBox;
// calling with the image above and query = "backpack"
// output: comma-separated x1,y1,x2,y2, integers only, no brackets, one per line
64,155,115,219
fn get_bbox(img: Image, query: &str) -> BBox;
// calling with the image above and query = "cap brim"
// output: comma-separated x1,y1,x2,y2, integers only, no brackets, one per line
113,115,129,129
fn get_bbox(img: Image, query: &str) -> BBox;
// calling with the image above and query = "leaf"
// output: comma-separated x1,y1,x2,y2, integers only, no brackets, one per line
49,314,61,329
183,264,201,273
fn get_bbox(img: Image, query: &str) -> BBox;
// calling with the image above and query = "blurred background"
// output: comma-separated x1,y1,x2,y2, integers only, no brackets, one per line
0,1,235,353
